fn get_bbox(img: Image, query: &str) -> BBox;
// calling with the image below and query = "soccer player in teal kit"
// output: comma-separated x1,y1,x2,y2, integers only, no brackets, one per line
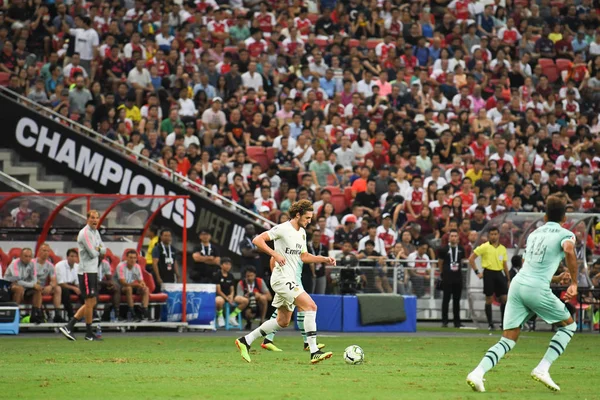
467,195,578,392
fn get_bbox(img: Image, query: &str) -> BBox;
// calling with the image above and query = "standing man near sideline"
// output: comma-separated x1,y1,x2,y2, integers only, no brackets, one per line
151,228,180,292
468,227,510,330
439,230,466,328
467,195,578,392
59,210,105,341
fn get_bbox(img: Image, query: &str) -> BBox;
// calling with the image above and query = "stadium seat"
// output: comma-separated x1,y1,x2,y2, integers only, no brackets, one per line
326,174,337,186
7,248,21,261
142,270,168,302
48,253,62,264
538,58,554,69
224,46,238,54
246,146,269,171
0,72,9,86
265,147,276,164
324,185,341,195
307,14,319,24
331,194,348,214
348,39,359,48
315,38,329,48
556,59,572,73
366,39,382,49
542,64,559,83
0,248,10,272
343,187,354,208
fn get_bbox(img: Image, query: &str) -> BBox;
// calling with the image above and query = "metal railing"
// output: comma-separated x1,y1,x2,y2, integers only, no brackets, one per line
0,86,275,228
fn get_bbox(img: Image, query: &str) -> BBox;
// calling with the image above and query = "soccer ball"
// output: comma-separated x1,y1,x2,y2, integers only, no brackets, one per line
343,345,364,365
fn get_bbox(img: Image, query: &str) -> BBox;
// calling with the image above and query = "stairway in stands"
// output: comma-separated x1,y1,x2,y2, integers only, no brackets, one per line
0,149,92,194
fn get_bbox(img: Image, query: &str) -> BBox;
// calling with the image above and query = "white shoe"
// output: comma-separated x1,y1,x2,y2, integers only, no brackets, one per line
531,368,560,391
466,370,486,392
229,315,239,327
217,315,225,328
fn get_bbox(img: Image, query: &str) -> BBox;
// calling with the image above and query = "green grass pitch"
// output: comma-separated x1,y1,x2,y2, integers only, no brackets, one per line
0,330,597,400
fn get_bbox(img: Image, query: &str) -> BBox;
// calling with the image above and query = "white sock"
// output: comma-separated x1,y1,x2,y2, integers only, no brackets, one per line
536,359,552,374
303,311,319,353
244,318,282,346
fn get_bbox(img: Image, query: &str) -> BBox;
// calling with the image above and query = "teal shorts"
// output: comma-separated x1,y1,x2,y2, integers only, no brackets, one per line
503,280,571,330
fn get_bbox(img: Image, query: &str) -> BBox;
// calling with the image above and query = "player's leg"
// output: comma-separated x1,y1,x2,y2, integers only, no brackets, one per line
215,295,225,327
262,309,283,351
496,273,509,329
294,292,332,363
139,286,149,321
10,283,24,304
228,295,247,327
452,282,462,328
51,285,64,322
30,285,44,323
467,282,526,392
441,282,451,327
235,279,297,362
236,306,292,363
122,285,135,320
530,289,576,392
83,273,100,340
483,270,495,329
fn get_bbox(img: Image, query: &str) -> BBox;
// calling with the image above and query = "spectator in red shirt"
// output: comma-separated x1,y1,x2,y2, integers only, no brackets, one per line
364,142,389,171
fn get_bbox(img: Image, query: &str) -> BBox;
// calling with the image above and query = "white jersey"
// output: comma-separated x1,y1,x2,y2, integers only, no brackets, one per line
267,221,307,283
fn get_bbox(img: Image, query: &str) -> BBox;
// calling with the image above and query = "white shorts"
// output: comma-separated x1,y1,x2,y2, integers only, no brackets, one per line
270,277,305,312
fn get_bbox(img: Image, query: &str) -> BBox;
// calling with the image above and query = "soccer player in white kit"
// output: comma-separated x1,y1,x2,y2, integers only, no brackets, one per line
235,200,336,363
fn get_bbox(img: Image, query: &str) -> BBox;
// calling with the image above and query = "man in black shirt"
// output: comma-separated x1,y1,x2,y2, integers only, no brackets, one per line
470,206,488,232
240,224,262,276
306,230,329,294
562,169,583,203
438,229,466,328
190,229,221,283
475,168,495,196
151,229,180,292
215,257,247,328
354,179,379,217
334,216,357,250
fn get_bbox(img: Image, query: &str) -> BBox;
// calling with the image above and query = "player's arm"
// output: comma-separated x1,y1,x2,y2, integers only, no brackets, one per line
174,259,180,282
78,231,99,258
252,231,283,263
300,251,336,266
563,238,578,300
503,259,510,284
468,248,483,278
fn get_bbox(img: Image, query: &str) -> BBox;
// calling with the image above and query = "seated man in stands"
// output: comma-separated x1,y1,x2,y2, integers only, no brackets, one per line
236,266,271,330
115,250,149,322
35,243,63,322
215,257,248,328
4,248,43,323
98,255,120,321
55,248,80,321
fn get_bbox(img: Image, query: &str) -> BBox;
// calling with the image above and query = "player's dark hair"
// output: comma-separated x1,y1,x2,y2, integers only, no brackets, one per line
449,229,459,235
66,248,78,257
221,257,232,265
245,266,256,275
488,227,499,234
546,194,567,223
126,249,137,257
289,199,314,218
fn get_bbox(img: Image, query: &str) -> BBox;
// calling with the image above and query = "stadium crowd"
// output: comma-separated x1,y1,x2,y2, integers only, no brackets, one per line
2,0,600,306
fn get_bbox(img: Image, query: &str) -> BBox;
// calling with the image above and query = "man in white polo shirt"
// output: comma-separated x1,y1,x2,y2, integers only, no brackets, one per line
241,62,264,92
55,248,81,321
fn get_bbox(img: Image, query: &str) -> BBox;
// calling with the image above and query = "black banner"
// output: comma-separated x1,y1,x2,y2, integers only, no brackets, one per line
0,93,264,264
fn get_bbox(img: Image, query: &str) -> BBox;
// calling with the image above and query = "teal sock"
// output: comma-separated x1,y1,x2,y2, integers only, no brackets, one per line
537,322,575,373
297,311,307,343
476,337,516,374
264,310,278,342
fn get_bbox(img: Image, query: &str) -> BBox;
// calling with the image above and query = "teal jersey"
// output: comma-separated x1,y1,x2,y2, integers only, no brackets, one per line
516,222,575,287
